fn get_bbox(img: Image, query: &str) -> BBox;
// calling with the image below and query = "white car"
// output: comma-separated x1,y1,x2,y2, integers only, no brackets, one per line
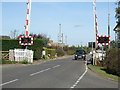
90,50,106,61
96,50,106,61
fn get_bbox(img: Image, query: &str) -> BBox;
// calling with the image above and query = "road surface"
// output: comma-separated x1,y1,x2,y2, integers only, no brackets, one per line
1,57,118,89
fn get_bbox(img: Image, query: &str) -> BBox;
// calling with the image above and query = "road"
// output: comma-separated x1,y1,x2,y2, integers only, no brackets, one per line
1,57,118,89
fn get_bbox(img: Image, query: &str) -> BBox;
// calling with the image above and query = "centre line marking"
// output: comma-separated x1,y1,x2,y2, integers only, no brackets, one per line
70,61,88,88
52,65,60,68
0,79,19,86
30,68,51,76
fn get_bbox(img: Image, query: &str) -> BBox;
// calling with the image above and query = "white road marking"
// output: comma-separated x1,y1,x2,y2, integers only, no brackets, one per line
30,68,51,76
70,61,88,88
30,65,61,76
52,65,60,68
0,79,19,86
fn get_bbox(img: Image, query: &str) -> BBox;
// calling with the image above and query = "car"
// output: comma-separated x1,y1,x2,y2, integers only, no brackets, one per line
86,54,93,64
74,49,86,60
96,50,106,61
89,50,106,61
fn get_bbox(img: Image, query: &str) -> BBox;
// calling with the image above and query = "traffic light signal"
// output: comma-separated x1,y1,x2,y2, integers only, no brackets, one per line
21,37,31,43
98,37,109,43
96,35,110,45
19,36,33,45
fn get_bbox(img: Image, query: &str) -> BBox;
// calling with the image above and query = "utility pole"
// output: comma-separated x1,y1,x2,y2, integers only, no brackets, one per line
80,41,82,47
58,24,62,47
108,0,110,48
62,33,64,44
65,35,67,45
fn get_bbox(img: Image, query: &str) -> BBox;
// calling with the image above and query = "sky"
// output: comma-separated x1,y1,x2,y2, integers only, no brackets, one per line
1,1,117,46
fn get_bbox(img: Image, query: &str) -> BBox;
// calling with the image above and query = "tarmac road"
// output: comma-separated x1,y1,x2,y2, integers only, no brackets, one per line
1,57,118,89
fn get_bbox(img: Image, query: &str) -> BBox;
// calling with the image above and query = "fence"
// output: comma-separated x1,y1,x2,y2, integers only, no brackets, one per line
9,49,33,63
0,51,9,60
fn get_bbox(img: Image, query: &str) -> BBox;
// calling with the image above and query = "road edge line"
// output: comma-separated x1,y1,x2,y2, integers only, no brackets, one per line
0,79,19,86
70,61,88,88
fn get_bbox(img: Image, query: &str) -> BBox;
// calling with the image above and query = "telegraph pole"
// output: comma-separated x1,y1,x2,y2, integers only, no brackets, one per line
58,24,62,47
65,35,67,45
108,0,110,48
62,33,64,44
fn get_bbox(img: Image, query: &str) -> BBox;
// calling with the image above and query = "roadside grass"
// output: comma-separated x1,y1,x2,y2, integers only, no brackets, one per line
0,60,18,64
88,64,120,81
1,55,72,64
0,60,31,64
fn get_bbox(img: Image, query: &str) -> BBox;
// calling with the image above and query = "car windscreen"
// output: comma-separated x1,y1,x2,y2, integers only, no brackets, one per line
76,50,85,54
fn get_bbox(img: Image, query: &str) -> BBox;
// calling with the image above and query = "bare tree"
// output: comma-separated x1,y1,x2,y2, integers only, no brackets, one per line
10,29,19,39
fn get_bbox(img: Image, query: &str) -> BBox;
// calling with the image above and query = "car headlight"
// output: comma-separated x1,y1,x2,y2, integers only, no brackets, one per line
82,55,85,56
75,55,77,56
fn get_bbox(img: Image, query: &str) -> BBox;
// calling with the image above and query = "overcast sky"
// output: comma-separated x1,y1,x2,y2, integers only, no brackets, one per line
2,1,117,46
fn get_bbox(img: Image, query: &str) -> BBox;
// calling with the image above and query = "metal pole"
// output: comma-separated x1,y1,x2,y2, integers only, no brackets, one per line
58,24,62,47
92,42,94,65
108,0,110,48
102,45,104,60
62,33,63,44
65,35,67,45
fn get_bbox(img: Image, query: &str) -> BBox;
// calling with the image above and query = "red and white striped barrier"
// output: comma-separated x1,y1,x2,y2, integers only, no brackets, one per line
25,0,31,36
93,0,99,48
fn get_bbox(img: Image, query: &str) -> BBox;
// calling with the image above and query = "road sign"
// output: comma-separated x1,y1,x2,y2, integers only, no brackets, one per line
96,35,110,45
88,42,95,48
19,36,33,45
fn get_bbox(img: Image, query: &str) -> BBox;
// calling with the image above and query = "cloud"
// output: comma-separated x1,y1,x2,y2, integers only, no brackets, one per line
74,24,83,28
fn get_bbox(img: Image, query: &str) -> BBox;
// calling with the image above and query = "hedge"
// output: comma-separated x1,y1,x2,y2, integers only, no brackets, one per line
104,48,120,76
1,39,46,60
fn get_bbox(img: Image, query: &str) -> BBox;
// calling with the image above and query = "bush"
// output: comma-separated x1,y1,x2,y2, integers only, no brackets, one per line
56,48,65,57
21,60,29,64
47,49,56,59
104,48,120,76
63,46,76,55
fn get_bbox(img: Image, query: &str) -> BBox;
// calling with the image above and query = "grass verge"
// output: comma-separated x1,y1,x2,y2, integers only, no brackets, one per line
88,64,120,81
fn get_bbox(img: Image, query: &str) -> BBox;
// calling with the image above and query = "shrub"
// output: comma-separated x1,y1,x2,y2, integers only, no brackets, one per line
56,48,65,57
63,46,76,55
104,48,120,76
21,60,29,64
47,49,56,59
1,60,18,64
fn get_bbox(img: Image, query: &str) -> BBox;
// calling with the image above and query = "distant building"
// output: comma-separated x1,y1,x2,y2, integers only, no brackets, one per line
0,36,10,39
47,40,59,48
